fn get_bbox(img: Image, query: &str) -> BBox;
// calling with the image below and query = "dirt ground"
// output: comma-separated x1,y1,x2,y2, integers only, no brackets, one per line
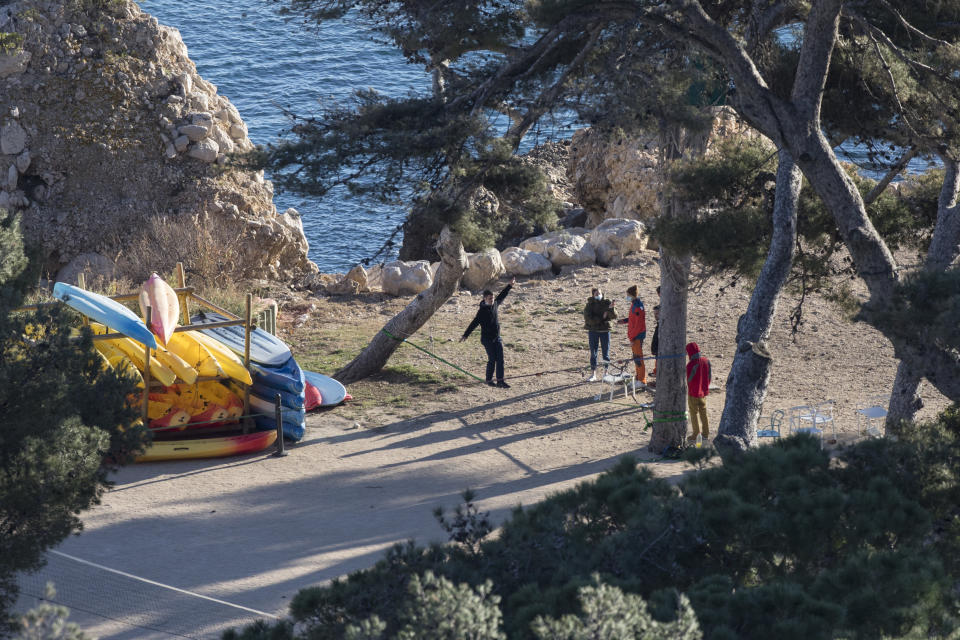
16,252,950,639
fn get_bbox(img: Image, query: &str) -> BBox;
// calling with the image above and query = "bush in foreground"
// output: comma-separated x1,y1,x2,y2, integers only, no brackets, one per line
227,415,960,640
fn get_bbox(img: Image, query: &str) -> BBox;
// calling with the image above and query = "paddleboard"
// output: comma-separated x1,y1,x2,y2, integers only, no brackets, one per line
135,430,277,462
303,370,347,406
139,273,180,346
190,310,292,367
54,281,157,349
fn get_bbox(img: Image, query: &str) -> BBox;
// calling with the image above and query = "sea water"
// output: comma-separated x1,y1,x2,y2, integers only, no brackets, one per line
141,0,429,273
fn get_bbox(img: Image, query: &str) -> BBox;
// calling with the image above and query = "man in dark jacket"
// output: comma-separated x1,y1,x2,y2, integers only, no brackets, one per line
460,277,515,388
583,287,616,381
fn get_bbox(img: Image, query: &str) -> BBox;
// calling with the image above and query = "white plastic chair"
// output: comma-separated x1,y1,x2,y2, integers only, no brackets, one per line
756,409,784,442
595,360,637,401
789,402,836,447
856,394,888,438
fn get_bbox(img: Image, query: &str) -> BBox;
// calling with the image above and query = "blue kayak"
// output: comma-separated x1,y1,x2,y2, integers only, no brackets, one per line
253,413,305,441
54,282,158,349
190,311,292,367
251,383,304,410
249,393,306,423
303,370,347,406
250,357,305,394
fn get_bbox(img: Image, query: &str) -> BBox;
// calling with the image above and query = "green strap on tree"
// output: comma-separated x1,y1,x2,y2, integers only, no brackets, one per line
381,328,485,382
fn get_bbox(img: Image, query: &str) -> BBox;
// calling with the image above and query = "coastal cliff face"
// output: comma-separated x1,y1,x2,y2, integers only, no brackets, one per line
0,0,317,284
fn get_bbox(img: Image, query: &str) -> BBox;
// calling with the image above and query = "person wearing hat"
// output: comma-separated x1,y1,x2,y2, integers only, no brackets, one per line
460,277,515,388
686,341,712,443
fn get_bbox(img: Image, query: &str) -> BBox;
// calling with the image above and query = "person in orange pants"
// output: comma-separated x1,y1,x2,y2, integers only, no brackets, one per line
618,285,646,389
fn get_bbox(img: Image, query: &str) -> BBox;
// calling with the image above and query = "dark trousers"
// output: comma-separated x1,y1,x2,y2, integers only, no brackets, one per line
482,337,505,381
588,331,610,370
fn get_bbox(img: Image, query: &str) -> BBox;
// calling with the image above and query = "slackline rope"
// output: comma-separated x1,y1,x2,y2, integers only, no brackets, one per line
382,328,485,382
379,327,688,386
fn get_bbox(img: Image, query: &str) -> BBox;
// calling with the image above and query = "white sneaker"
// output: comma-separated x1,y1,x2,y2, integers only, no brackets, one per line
587,374,598,382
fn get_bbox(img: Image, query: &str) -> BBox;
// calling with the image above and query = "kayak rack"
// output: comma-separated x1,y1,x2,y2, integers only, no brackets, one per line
16,264,291,456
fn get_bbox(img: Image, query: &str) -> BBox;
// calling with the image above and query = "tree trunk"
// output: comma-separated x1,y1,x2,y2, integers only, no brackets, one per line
714,149,801,456
648,249,691,454
885,156,960,430
335,226,468,384
647,121,710,454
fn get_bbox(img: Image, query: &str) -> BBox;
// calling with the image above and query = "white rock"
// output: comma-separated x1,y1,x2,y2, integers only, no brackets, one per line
501,246,553,276
15,150,30,173
462,248,505,290
229,122,247,140
0,120,27,155
547,233,596,266
7,163,17,190
381,260,433,296
187,138,219,162
0,191,9,209
173,135,190,152
210,125,234,154
178,123,209,141
588,218,647,266
176,72,192,95
519,227,590,256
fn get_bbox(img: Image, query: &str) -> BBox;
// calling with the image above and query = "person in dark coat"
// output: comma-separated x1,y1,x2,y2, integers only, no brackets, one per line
460,277,515,388
583,287,616,381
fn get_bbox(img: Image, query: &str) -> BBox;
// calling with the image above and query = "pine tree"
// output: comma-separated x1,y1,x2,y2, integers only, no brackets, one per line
0,208,147,632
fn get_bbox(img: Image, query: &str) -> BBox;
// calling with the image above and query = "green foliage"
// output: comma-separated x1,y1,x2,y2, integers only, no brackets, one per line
531,576,702,640
0,31,23,53
873,268,960,351
13,584,92,640
230,423,960,639
0,209,146,633
433,489,493,556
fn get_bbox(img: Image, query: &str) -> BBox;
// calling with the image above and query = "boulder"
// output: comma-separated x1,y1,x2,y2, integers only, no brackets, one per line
0,120,27,155
381,260,433,296
589,218,647,266
519,228,590,256
519,229,595,267
187,138,219,162
328,263,369,295
462,248,505,290
500,246,553,276
546,233,596,267
55,253,116,285
179,123,209,142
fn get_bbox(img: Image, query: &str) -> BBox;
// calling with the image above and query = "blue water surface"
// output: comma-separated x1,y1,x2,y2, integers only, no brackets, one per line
141,0,429,273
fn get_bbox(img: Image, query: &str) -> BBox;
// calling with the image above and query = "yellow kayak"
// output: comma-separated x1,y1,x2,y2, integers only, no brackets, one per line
94,341,145,388
185,330,253,385
166,331,224,378
91,323,177,387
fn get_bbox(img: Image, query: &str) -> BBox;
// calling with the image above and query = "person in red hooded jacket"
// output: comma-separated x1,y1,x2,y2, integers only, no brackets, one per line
686,342,712,443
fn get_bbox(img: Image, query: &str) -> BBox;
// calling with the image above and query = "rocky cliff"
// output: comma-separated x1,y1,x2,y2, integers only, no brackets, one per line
0,0,317,284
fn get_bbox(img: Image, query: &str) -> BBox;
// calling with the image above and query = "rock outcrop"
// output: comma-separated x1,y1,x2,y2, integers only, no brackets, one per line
461,248,505,291
0,0,317,283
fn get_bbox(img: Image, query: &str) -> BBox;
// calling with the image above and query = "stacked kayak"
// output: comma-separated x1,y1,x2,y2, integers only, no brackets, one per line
191,311,306,441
